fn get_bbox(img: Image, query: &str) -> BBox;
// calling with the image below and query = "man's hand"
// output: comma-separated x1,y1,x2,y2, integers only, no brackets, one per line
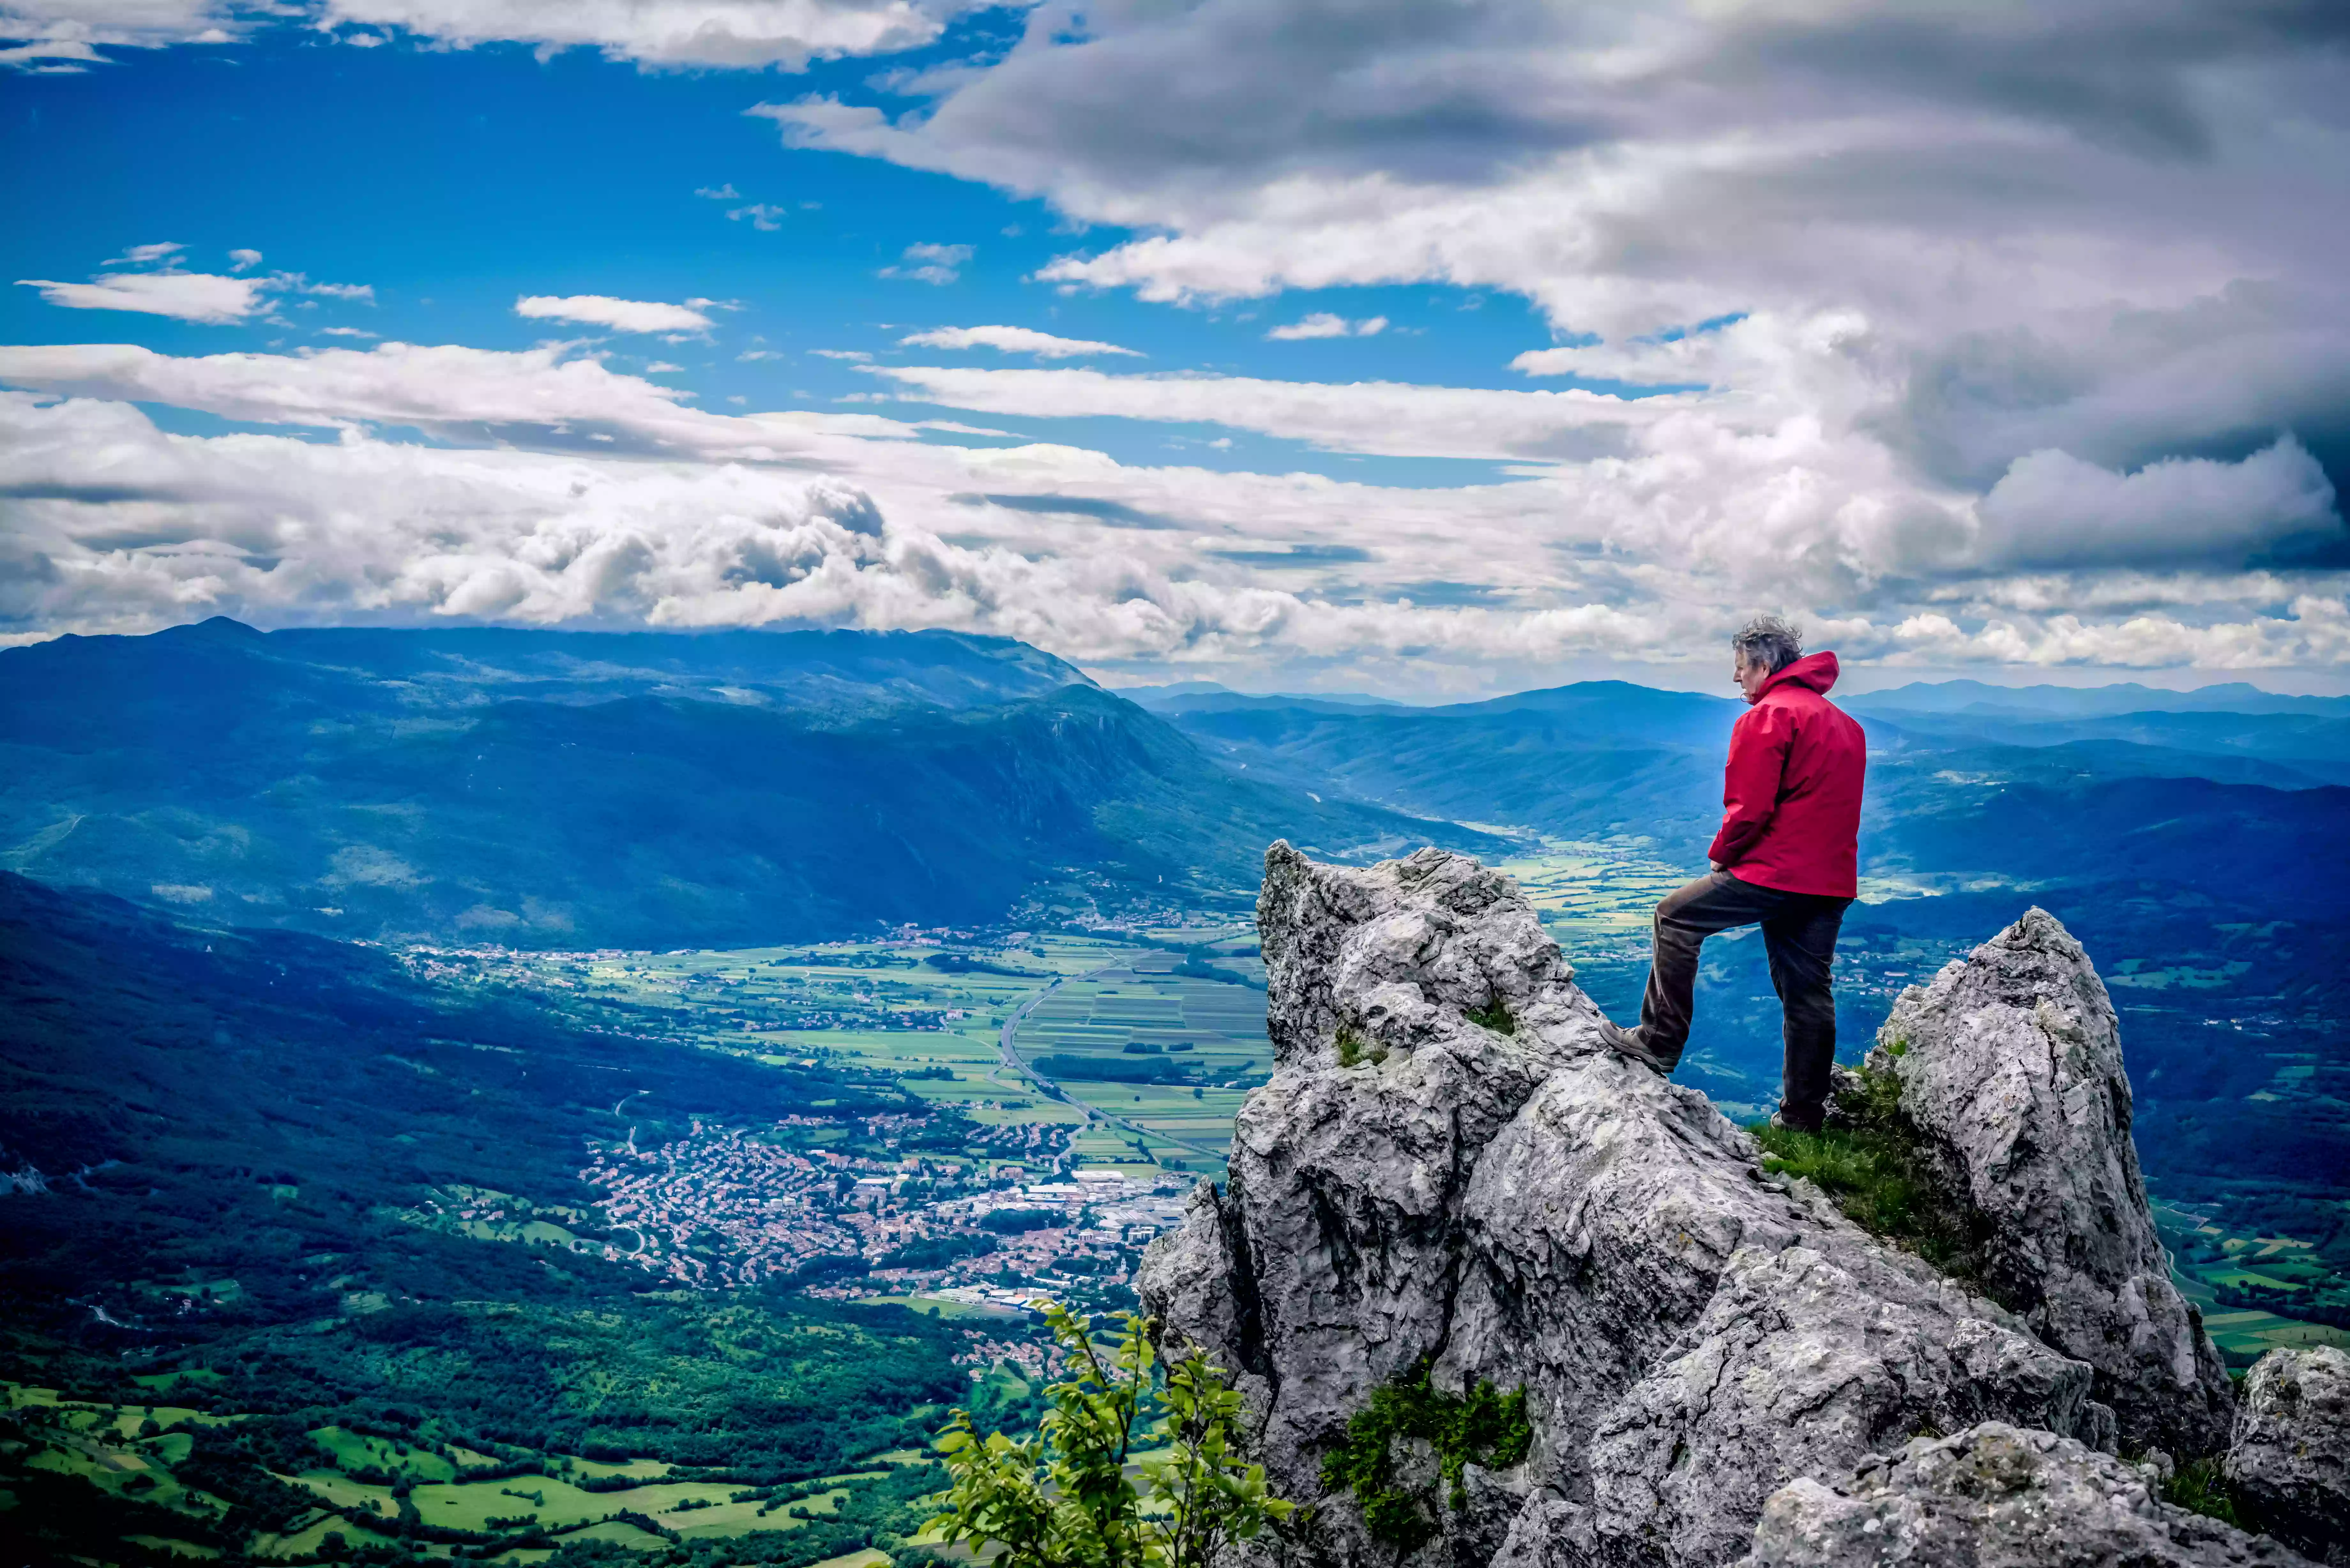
1709,860,1727,873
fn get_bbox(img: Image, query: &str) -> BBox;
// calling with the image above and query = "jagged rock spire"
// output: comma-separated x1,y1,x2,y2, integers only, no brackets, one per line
1869,907,2236,1457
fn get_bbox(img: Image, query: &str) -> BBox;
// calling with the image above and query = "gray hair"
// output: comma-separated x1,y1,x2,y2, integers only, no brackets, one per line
1731,614,1803,674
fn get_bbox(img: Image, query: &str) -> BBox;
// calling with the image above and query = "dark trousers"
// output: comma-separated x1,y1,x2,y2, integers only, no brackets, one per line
1631,871,1852,1128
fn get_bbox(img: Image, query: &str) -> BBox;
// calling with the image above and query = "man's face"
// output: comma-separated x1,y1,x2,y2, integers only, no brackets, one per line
1733,652,1772,703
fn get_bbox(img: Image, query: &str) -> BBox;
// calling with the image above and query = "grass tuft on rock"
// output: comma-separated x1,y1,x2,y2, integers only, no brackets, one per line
1464,998,1515,1036
1750,1057,1989,1287
1334,1026,1387,1068
1320,1362,1532,1555
2159,1456,2239,1526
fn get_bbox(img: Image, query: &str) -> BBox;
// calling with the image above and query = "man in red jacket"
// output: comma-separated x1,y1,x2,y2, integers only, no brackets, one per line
1602,615,1866,1131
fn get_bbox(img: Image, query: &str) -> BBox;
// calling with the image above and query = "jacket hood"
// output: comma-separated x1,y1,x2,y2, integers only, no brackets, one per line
1761,650,1839,697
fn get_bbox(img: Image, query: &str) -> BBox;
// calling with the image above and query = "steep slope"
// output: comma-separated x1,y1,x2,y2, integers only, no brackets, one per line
0,871,894,1325
0,621,1487,945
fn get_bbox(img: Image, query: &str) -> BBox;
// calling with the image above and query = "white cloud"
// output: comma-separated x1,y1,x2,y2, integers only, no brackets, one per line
318,326,380,339
1265,313,1386,341
739,349,787,361
309,0,996,71
514,294,714,334
898,325,1141,358
0,4,244,71
642,361,686,374
108,241,185,266
228,248,264,273
879,242,971,285
286,277,376,302
728,203,789,230
695,184,741,199
15,270,269,324
812,349,873,361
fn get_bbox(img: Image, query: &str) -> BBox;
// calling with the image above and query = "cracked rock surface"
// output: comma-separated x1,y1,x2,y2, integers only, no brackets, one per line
1738,1422,2313,1568
2229,1346,2350,1563
1140,845,2103,1568
1868,908,2235,1458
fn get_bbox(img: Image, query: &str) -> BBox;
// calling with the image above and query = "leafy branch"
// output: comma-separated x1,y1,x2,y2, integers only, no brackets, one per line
928,1302,1298,1568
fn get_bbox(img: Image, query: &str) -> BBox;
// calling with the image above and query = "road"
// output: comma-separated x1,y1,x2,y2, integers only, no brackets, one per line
996,970,1229,1162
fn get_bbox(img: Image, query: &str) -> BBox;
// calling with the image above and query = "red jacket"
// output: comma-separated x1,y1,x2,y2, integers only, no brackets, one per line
1706,651,1865,898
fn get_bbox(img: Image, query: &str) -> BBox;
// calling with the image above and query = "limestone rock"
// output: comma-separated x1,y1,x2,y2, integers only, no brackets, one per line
1141,845,2101,1568
1869,908,2235,1457
2229,1346,2350,1562
1739,1422,2314,1568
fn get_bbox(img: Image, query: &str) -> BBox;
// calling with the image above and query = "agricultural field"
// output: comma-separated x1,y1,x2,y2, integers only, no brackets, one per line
3,1377,952,1565
2154,1198,2350,1367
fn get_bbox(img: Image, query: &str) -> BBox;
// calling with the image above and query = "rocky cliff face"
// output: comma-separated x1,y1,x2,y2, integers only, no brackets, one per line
1141,845,2108,1568
1866,909,2236,1457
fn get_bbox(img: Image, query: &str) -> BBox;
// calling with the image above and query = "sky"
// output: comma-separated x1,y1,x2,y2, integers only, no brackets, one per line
3,1,2348,698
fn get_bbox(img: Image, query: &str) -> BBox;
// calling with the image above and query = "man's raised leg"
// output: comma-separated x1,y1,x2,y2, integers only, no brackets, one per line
1625,871,1781,1072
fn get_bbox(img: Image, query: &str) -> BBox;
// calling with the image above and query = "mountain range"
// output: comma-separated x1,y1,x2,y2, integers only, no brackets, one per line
0,619,1485,947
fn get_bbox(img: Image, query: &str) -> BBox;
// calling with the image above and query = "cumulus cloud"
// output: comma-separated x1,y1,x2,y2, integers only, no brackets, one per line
898,325,1141,358
879,242,971,285
514,294,714,333
728,203,789,230
309,0,996,71
1265,313,1386,341
15,270,270,324
228,248,263,272
1974,440,2338,571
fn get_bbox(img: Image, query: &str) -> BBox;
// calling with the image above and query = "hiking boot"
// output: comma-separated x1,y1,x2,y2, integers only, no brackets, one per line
1598,1019,1674,1076
1768,1107,1824,1135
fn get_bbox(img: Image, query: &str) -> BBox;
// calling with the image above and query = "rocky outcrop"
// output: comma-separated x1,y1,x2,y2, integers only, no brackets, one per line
1739,1423,2313,1568
1141,845,2104,1568
2229,1346,2350,1562
1867,909,2235,1457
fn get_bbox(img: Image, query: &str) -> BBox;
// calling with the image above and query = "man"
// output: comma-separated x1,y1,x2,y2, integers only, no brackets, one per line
1601,615,1865,1132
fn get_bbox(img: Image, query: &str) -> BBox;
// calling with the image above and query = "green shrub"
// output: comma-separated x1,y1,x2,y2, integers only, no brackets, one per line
1318,1362,1532,1554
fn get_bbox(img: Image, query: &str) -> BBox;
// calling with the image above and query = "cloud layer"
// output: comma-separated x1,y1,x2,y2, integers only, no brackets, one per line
4,339,2344,689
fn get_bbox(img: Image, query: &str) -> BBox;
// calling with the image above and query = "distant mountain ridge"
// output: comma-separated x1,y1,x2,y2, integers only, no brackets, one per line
0,621,1489,947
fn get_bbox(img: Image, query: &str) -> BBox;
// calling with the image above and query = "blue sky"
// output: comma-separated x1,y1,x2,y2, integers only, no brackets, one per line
3,3,2347,695
4,26,1580,483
